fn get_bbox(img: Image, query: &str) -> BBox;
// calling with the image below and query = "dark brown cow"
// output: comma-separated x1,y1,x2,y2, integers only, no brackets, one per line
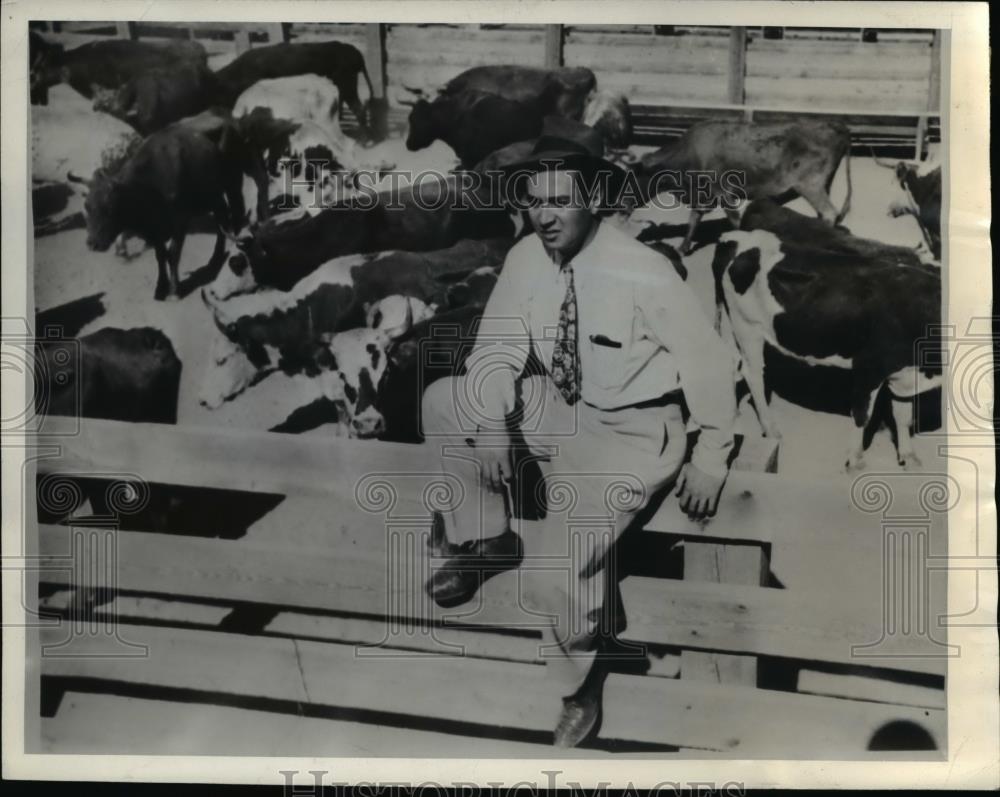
71,113,268,300
29,33,207,105
405,90,546,168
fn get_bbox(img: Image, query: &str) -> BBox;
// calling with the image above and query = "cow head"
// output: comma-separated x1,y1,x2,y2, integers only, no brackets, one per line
197,287,281,408
582,90,632,150
319,295,434,438
71,168,125,253
208,252,259,302
405,100,437,152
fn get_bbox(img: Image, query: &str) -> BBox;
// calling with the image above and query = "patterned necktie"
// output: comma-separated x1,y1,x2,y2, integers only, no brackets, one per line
551,265,581,405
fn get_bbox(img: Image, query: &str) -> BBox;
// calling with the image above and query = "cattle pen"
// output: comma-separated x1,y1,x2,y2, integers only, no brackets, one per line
33,21,943,158
25,21,948,758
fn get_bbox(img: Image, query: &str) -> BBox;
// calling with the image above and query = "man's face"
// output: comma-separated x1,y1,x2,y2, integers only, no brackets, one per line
524,169,597,257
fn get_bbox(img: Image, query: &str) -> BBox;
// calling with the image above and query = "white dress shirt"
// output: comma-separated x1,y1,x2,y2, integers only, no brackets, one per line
465,218,738,479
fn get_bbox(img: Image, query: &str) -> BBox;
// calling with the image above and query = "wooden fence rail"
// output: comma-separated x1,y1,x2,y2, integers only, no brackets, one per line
32,417,946,755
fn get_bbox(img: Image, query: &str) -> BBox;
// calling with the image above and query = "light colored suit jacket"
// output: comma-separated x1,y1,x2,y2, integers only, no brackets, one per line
466,219,738,478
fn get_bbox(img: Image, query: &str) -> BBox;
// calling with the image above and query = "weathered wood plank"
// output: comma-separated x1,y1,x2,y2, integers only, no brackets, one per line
620,577,948,677
797,670,945,711
681,541,767,685
927,30,942,111
745,76,929,112
642,471,779,543
35,416,434,502
38,525,947,676
39,624,946,754
42,691,585,757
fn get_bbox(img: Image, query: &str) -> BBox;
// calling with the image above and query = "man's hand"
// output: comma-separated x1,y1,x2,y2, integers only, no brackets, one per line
675,463,726,519
473,430,512,493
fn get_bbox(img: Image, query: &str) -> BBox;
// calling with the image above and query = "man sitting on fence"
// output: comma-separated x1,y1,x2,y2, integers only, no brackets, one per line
420,117,738,748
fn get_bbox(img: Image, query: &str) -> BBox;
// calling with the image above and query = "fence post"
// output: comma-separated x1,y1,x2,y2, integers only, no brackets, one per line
365,23,388,99
116,22,138,40
681,541,770,685
728,26,747,105
267,23,289,44
544,24,564,68
927,29,941,112
234,29,251,55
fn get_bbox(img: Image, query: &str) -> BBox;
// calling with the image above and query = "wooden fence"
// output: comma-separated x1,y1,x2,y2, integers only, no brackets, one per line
35,22,942,157
32,416,946,756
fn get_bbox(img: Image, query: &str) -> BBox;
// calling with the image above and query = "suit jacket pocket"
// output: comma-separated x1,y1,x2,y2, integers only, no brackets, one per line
585,331,628,388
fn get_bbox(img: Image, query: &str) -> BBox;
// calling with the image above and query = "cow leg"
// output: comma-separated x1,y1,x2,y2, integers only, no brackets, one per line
153,242,171,301
891,397,923,470
729,317,781,440
164,234,185,301
845,382,882,474
798,181,839,225
679,209,704,255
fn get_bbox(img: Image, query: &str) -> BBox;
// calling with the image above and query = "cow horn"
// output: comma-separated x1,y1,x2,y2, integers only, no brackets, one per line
869,146,896,169
400,84,426,96
66,171,89,186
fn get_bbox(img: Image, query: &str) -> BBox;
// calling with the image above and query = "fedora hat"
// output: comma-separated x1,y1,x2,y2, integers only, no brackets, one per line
498,116,629,210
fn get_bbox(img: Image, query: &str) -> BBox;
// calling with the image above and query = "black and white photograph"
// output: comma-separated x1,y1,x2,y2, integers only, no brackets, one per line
2,0,996,788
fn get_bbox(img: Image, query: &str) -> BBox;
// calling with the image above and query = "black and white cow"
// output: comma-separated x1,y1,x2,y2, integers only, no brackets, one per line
712,229,942,472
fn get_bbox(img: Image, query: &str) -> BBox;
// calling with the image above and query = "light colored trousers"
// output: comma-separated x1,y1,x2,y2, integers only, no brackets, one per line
421,375,688,697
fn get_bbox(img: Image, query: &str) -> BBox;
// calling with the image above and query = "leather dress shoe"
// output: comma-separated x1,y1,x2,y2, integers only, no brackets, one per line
426,530,523,608
553,689,602,749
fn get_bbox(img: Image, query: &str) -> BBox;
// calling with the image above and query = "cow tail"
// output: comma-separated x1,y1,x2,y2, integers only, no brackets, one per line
360,61,375,102
835,141,853,225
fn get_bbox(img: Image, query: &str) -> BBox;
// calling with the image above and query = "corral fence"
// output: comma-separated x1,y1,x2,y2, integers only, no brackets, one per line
32,417,946,755
32,22,943,158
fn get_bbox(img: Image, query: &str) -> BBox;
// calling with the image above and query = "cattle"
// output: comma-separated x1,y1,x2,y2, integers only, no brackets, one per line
436,65,598,122
214,42,375,138
233,75,359,170
38,326,182,424
92,61,225,136
405,90,546,168
711,229,941,472
198,238,514,408
739,199,929,267
233,76,368,217
70,115,268,300
221,175,515,294
355,303,501,443
318,295,437,438
581,90,632,149
31,85,141,238
29,33,207,106
874,155,942,261
635,119,853,254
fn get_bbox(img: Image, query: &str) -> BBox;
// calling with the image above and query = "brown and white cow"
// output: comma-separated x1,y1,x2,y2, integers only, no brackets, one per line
198,238,514,409
711,229,941,472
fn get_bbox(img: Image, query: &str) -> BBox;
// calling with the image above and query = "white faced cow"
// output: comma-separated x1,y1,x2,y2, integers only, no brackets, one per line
320,295,436,438
234,74,364,218
712,229,942,472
